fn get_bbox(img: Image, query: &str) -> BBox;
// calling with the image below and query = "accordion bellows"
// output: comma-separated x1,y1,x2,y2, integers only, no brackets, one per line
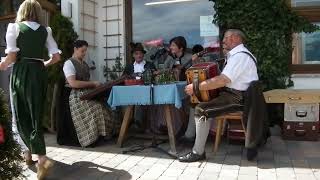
186,62,219,103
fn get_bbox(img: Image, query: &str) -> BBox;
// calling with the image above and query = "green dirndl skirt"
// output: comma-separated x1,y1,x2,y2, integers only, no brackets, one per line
11,59,47,155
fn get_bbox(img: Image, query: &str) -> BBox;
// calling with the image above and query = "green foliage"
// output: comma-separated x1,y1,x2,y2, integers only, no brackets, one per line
212,0,319,90
42,13,78,128
48,13,78,83
154,70,176,84
0,89,24,179
104,57,124,80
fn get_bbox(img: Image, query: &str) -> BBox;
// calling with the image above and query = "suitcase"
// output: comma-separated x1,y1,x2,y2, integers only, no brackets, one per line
283,103,319,141
284,103,319,122
282,121,319,141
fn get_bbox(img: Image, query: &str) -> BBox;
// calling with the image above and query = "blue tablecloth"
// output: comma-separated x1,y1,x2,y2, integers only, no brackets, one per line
107,81,187,109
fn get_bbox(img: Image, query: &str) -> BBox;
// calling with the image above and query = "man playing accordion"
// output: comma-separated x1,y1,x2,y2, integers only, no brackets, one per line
179,29,259,162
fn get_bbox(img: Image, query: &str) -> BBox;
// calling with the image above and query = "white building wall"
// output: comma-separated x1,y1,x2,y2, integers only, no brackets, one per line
291,74,320,89
96,0,125,82
61,0,80,33
61,0,125,82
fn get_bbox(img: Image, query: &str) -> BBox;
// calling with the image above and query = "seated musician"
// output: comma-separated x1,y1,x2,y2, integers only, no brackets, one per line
63,40,121,147
123,42,157,78
180,46,231,146
163,36,192,80
123,42,157,130
179,29,259,162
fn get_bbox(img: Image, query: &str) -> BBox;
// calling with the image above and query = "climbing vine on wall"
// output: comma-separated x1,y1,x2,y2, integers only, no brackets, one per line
211,0,319,90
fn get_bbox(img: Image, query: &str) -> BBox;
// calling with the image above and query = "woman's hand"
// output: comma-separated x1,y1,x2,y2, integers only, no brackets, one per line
0,62,9,71
44,53,61,67
92,81,101,88
0,58,9,71
192,54,199,61
0,53,16,71
185,83,194,96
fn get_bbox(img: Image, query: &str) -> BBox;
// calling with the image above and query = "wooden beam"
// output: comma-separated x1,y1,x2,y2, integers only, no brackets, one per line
37,0,58,13
291,64,320,74
125,0,133,64
80,12,98,19
85,0,98,5
80,27,97,33
0,14,16,21
292,6,320,22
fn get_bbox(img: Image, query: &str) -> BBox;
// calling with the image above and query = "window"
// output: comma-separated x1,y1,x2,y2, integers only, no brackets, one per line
291,0,320,7
293,22,320,65
291,2,320,73
132,0,218,47
129,0,219,62
300,23,320,64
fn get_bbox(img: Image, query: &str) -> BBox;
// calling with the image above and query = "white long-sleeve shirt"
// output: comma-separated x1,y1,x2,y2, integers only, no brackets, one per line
5,21,61,56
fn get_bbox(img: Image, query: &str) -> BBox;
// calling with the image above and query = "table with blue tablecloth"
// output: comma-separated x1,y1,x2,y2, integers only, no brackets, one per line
107,81,187,155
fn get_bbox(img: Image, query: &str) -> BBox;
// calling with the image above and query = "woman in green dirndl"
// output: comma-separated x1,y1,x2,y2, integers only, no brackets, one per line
0,0,61,179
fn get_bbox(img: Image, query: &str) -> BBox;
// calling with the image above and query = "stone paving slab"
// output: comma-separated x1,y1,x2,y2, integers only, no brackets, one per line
21,128,320,180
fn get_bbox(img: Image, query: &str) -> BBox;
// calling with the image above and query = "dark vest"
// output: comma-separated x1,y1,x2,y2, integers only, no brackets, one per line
69,58,90,81
17,23,48,60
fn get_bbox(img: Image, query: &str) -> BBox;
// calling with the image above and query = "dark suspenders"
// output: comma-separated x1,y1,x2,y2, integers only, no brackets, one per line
223,51,257,70
237,51,257,66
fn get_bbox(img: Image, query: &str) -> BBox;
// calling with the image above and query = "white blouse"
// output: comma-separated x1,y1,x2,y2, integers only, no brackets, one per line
5,21,61,56
63,60,76,78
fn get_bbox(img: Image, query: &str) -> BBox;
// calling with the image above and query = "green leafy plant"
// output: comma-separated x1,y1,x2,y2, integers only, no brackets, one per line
49,13,78,81
43,13,78,130
154,70,176,84
211,0,319,90
103,56,124,80
0,89,24,179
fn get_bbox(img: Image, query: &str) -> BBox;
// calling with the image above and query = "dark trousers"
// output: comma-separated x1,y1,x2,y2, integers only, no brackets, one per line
193,88,244,154
195,88,244,119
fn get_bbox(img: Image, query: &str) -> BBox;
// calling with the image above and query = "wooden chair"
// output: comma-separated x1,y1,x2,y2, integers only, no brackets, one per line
213,111,246,153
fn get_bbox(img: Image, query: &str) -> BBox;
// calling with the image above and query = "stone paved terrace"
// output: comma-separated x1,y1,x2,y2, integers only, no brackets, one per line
22,127,320,180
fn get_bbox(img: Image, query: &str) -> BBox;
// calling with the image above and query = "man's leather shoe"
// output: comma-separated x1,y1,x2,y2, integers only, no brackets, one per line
178,152,206,162
246,148,258,161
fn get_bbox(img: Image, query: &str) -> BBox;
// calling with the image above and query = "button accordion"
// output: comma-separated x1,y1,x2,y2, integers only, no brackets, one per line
186,62,219,103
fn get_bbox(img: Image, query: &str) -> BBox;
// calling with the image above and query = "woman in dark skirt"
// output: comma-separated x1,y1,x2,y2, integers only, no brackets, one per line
56,85,80,146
